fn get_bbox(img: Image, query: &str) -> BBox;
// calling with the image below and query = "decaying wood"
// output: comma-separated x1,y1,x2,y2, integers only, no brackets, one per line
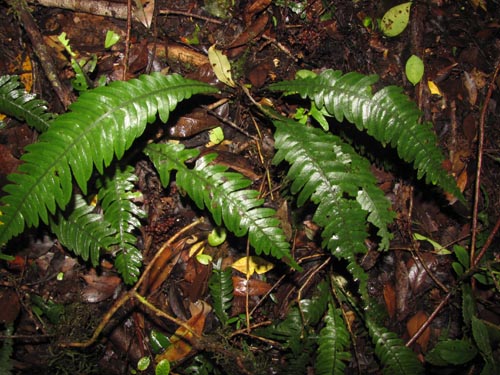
32,0,135,21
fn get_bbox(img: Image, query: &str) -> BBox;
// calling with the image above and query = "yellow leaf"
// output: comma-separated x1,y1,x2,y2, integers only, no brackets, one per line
231,256,274,278
188,240,205,258
427,80,442,96
208,45,236,87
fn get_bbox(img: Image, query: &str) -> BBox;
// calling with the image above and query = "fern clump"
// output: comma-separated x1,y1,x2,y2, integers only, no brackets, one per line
269,69,461,199
145,143,297,267
0,73,218,247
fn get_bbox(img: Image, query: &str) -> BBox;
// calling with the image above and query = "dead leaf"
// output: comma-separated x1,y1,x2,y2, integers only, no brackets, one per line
406,310,431,351
155,300,212,362
232,276,272,296
232,256,274,277
82,269,121,303
134,0,154,28
0,288,20,324
407,252,438,295
208,45,236,87
226,13,269,50
244,0,272,23
383,282,396,319
169,109,220,138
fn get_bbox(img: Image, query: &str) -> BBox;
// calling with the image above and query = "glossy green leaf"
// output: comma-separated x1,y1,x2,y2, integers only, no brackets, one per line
0,73,217,247
208,227,227,246
149,330,171,354
269,69,462,200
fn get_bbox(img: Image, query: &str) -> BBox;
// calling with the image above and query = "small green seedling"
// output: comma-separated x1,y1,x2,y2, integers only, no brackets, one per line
104,30,120,49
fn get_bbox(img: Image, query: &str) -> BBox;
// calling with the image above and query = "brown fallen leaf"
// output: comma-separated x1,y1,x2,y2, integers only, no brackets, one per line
232,276,272,296
383,282,396,319
0,288,21,324
82,269,121,303
406,310,431,351
155,300,212,363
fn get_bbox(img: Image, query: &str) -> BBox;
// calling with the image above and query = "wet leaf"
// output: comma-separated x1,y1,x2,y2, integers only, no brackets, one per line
232,276,272,296
208,45,236,87
232,256,274,277
406,55,424,85
150,329,171,354
381,2,412,37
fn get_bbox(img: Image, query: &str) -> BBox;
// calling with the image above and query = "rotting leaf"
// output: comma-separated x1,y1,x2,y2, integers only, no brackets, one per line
381,2,412,37
155,301,212,363
208,45,236,87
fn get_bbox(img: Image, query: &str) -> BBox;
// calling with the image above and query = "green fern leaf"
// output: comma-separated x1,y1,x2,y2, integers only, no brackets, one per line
0,75,53,132
208,266,233,326
0,73,217,246
269,69,461,199
315,303,351,375
145,143,296,266
50,194,118,266
273,117,394,251
97,165,145,284
366,318,424,375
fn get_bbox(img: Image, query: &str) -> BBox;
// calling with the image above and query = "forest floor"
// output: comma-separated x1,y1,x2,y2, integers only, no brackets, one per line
0,0,500,374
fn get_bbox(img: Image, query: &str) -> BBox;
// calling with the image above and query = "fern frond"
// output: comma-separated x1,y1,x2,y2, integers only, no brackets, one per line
50,195,118,266
366,318,424,375
315,303,351,375
208,266,233,326
0,75,53,132
0,73,217,246
97,165,145,284
273,117,395,250
269,69,461,198
145,143,296,267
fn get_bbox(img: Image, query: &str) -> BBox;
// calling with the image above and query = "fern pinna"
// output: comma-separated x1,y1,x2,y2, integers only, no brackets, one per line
0,73,218,248
0,75,53,132
96,165,146,284
144,142,297,267
272,116,394,297
269,69,461,200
